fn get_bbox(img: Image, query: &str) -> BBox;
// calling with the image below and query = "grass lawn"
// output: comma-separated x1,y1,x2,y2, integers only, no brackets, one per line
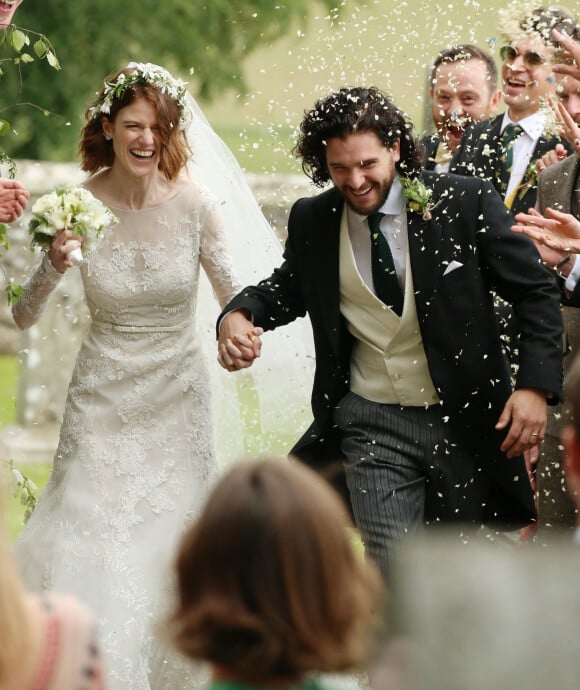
1,354,52,540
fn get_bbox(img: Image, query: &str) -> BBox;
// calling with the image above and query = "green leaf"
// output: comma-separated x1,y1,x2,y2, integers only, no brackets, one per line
33,39,47,58
10,29,28,52
6,284,23,306
0,223,8,250
0,120,10,136
46,51,60,69
20,53,34,63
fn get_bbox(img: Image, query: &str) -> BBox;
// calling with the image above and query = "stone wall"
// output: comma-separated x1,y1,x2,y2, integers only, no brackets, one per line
0,160,316,463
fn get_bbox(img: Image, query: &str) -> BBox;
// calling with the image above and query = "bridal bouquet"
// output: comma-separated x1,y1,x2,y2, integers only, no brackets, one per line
29,184,118,265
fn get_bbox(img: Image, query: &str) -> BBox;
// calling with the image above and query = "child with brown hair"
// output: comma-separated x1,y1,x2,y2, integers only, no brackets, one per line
167,458,383,690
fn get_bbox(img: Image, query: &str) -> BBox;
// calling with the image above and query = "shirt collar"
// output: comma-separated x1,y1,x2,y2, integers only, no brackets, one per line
501,110,546,140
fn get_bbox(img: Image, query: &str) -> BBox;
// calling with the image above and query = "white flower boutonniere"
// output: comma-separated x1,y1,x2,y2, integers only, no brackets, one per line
29,185,118,264
400,176,437,221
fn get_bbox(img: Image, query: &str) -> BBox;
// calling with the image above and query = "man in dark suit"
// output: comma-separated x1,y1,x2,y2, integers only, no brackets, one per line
218,87,563,578
422,44,501,172
450,6,575,217
512,65,580,538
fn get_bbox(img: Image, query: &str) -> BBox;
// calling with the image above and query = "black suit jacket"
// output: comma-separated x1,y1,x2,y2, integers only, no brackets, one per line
450,114,572,216
220,172,563,528
419,134,440,171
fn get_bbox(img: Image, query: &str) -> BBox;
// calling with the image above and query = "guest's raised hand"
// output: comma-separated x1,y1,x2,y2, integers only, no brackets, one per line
47,229,82,274
0,178,30,222
512,207,580,254
218,309,263,372
535,143,569,175
555,101,580,155
552,29,580,81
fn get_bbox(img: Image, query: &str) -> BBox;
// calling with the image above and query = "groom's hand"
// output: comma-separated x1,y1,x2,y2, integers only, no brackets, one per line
218,309,263,372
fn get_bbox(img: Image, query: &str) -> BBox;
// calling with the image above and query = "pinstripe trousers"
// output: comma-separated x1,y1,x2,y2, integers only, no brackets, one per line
334,391,490,579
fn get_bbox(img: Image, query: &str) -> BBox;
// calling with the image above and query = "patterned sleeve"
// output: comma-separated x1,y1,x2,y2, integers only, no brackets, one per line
12,253,63,330
199,198,242,309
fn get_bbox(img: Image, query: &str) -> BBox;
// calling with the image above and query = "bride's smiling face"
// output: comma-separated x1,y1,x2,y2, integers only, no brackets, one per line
0,0,24,28
102,97,161,178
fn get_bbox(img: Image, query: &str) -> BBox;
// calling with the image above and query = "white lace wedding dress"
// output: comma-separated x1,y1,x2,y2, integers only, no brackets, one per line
13,183,242,690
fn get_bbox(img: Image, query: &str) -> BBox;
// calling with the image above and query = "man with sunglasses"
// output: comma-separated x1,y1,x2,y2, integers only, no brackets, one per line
451,6,575,217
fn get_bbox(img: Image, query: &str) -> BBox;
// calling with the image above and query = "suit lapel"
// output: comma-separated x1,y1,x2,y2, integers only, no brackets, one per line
408,210,443,319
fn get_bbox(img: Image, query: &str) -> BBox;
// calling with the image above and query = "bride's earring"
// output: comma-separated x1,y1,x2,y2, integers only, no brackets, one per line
104,134,112,141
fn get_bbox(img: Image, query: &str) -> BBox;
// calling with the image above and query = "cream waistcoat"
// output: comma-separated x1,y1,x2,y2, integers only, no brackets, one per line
339,209,439,406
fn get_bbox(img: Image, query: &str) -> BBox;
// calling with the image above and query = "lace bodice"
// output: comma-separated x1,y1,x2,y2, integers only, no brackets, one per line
13,183,241,330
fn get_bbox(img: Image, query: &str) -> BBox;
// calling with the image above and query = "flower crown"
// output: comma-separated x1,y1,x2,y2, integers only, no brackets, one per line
88,62,190,130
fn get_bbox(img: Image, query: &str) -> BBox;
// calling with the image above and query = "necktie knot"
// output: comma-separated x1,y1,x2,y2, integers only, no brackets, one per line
497,124,524,197
368,211,385,235
501,123,523,146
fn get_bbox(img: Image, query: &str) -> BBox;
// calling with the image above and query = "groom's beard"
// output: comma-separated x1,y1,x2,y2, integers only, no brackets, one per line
338,178,394,216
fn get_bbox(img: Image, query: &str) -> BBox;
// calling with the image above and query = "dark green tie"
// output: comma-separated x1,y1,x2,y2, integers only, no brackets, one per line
368,212,403,315
497,124,523,196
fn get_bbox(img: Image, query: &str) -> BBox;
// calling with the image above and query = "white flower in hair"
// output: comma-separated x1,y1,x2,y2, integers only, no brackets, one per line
89,62,191,130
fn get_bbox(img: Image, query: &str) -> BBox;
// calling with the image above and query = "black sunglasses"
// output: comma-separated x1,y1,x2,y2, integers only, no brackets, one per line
500,45,545,68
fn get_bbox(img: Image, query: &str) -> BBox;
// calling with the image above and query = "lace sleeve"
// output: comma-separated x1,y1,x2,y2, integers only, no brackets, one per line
199,205,242,309
12,253,64,330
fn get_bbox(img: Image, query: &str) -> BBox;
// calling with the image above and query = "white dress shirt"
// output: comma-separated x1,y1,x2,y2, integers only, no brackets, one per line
347,175,408,293
500,110,545,201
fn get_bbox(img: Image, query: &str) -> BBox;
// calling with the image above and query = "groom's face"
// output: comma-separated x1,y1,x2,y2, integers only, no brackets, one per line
326,131,400,216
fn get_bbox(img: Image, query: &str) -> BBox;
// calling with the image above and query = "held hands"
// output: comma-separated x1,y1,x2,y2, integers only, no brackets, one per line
48,229,83,274
217,309,263,372
0,178,30,222
495,388,548,459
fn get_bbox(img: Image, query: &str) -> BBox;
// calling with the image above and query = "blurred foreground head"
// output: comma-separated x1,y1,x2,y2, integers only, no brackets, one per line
168,458,383,686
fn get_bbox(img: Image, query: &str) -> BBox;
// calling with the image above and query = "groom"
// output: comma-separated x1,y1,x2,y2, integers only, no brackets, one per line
218,87,563,578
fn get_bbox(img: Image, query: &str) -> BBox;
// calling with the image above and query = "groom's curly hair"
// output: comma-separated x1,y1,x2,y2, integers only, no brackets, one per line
294,86,423,187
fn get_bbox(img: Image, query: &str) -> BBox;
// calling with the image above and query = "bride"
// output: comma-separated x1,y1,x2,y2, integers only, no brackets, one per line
12,62,313,690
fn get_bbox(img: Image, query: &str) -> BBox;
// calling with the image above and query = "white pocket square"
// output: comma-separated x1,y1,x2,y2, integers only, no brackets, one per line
443,260,464,276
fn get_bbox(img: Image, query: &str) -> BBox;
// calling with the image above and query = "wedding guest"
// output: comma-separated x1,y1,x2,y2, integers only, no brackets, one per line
422,44,501,171
10,61,275,690
0,471,106,690
217,86,563,581
511,53,580,539
451,4,575,216
166,458,383,690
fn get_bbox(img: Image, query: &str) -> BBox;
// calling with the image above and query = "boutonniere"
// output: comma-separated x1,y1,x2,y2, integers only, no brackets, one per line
400,176,438,221
517,160,539,200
